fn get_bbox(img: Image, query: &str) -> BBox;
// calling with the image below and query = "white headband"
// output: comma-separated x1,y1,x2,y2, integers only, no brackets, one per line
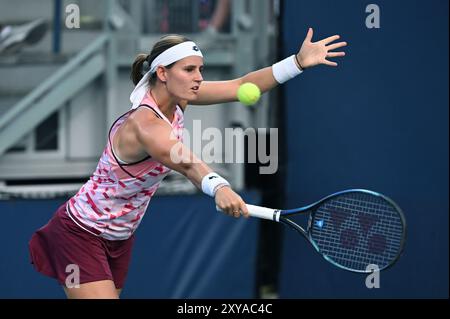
150,41,203,73
129,41,203,109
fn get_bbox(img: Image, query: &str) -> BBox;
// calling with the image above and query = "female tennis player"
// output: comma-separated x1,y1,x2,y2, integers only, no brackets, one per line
29,28,346,298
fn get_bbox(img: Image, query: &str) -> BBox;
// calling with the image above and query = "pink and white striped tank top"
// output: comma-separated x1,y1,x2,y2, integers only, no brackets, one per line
67,92,184,240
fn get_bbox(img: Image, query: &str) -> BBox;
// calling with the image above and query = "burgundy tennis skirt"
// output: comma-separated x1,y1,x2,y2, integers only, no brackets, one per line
29,203,135,288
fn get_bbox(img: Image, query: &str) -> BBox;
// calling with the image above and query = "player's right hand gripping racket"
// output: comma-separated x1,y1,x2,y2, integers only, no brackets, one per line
218,189,406,273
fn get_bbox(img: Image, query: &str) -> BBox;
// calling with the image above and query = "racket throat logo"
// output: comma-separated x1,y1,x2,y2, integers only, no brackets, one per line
365,264,380,289
314,220,324,228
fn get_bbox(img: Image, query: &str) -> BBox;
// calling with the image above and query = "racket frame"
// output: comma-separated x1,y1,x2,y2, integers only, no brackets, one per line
277,189,407,273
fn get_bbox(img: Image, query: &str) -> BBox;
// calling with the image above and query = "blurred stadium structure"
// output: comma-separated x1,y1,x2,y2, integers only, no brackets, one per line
0,0,279,200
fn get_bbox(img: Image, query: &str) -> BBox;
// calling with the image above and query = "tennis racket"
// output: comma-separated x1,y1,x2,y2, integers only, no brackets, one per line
218,189,406,273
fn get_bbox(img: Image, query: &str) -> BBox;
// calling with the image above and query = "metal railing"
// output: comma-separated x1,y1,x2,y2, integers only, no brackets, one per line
0,34,110,155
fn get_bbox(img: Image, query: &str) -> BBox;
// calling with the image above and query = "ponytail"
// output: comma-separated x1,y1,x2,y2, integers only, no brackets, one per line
130,54,149,86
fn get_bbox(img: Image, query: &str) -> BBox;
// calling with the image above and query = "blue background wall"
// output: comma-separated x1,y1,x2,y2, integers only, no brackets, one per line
0,192,259,299
280,0,448,298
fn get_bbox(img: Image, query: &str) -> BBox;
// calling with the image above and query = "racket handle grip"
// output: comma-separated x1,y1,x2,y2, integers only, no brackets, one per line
216,204,280,222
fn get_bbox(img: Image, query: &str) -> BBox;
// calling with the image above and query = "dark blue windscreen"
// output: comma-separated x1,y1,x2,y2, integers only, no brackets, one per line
281,0,448,298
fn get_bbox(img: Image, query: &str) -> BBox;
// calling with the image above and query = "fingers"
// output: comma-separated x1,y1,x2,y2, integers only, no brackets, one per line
321,34,340,45
323,59,338,67
216,202,240,218
325,41,346,67
232,207,240,218
215,188,250,219
327,51,346,58
305,27,314,42
240,202,250,219
231,200,249,218
218,201,249,218
327,41,347,51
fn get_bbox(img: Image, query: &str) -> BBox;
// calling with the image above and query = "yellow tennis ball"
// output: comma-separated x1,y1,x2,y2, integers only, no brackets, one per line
237,82,261,106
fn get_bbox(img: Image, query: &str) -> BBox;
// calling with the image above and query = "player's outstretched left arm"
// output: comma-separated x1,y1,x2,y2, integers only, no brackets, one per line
189,27,347,106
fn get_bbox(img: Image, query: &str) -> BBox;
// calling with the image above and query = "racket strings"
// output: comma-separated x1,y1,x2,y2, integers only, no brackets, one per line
310,193,405,272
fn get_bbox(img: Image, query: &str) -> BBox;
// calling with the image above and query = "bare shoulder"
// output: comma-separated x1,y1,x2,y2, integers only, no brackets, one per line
127,107,173,144
128,107,163,130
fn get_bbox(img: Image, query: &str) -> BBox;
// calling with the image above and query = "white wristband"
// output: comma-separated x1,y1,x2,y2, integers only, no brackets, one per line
272,55,303,84
201,173,230,197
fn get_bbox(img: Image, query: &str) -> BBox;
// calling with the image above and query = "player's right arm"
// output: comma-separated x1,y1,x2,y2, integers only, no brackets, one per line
132,108,249,218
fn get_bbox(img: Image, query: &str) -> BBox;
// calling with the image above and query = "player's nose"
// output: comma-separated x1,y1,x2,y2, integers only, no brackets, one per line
194,69,203,82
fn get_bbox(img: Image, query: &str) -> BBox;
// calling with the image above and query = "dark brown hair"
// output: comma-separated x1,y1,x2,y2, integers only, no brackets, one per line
130,34,191,86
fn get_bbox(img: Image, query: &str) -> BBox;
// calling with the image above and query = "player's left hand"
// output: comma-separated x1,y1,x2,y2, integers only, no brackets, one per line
296,28,347,69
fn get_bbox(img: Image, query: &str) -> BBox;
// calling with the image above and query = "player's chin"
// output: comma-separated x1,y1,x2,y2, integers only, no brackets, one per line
187,89,200,99
177,89,199,102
